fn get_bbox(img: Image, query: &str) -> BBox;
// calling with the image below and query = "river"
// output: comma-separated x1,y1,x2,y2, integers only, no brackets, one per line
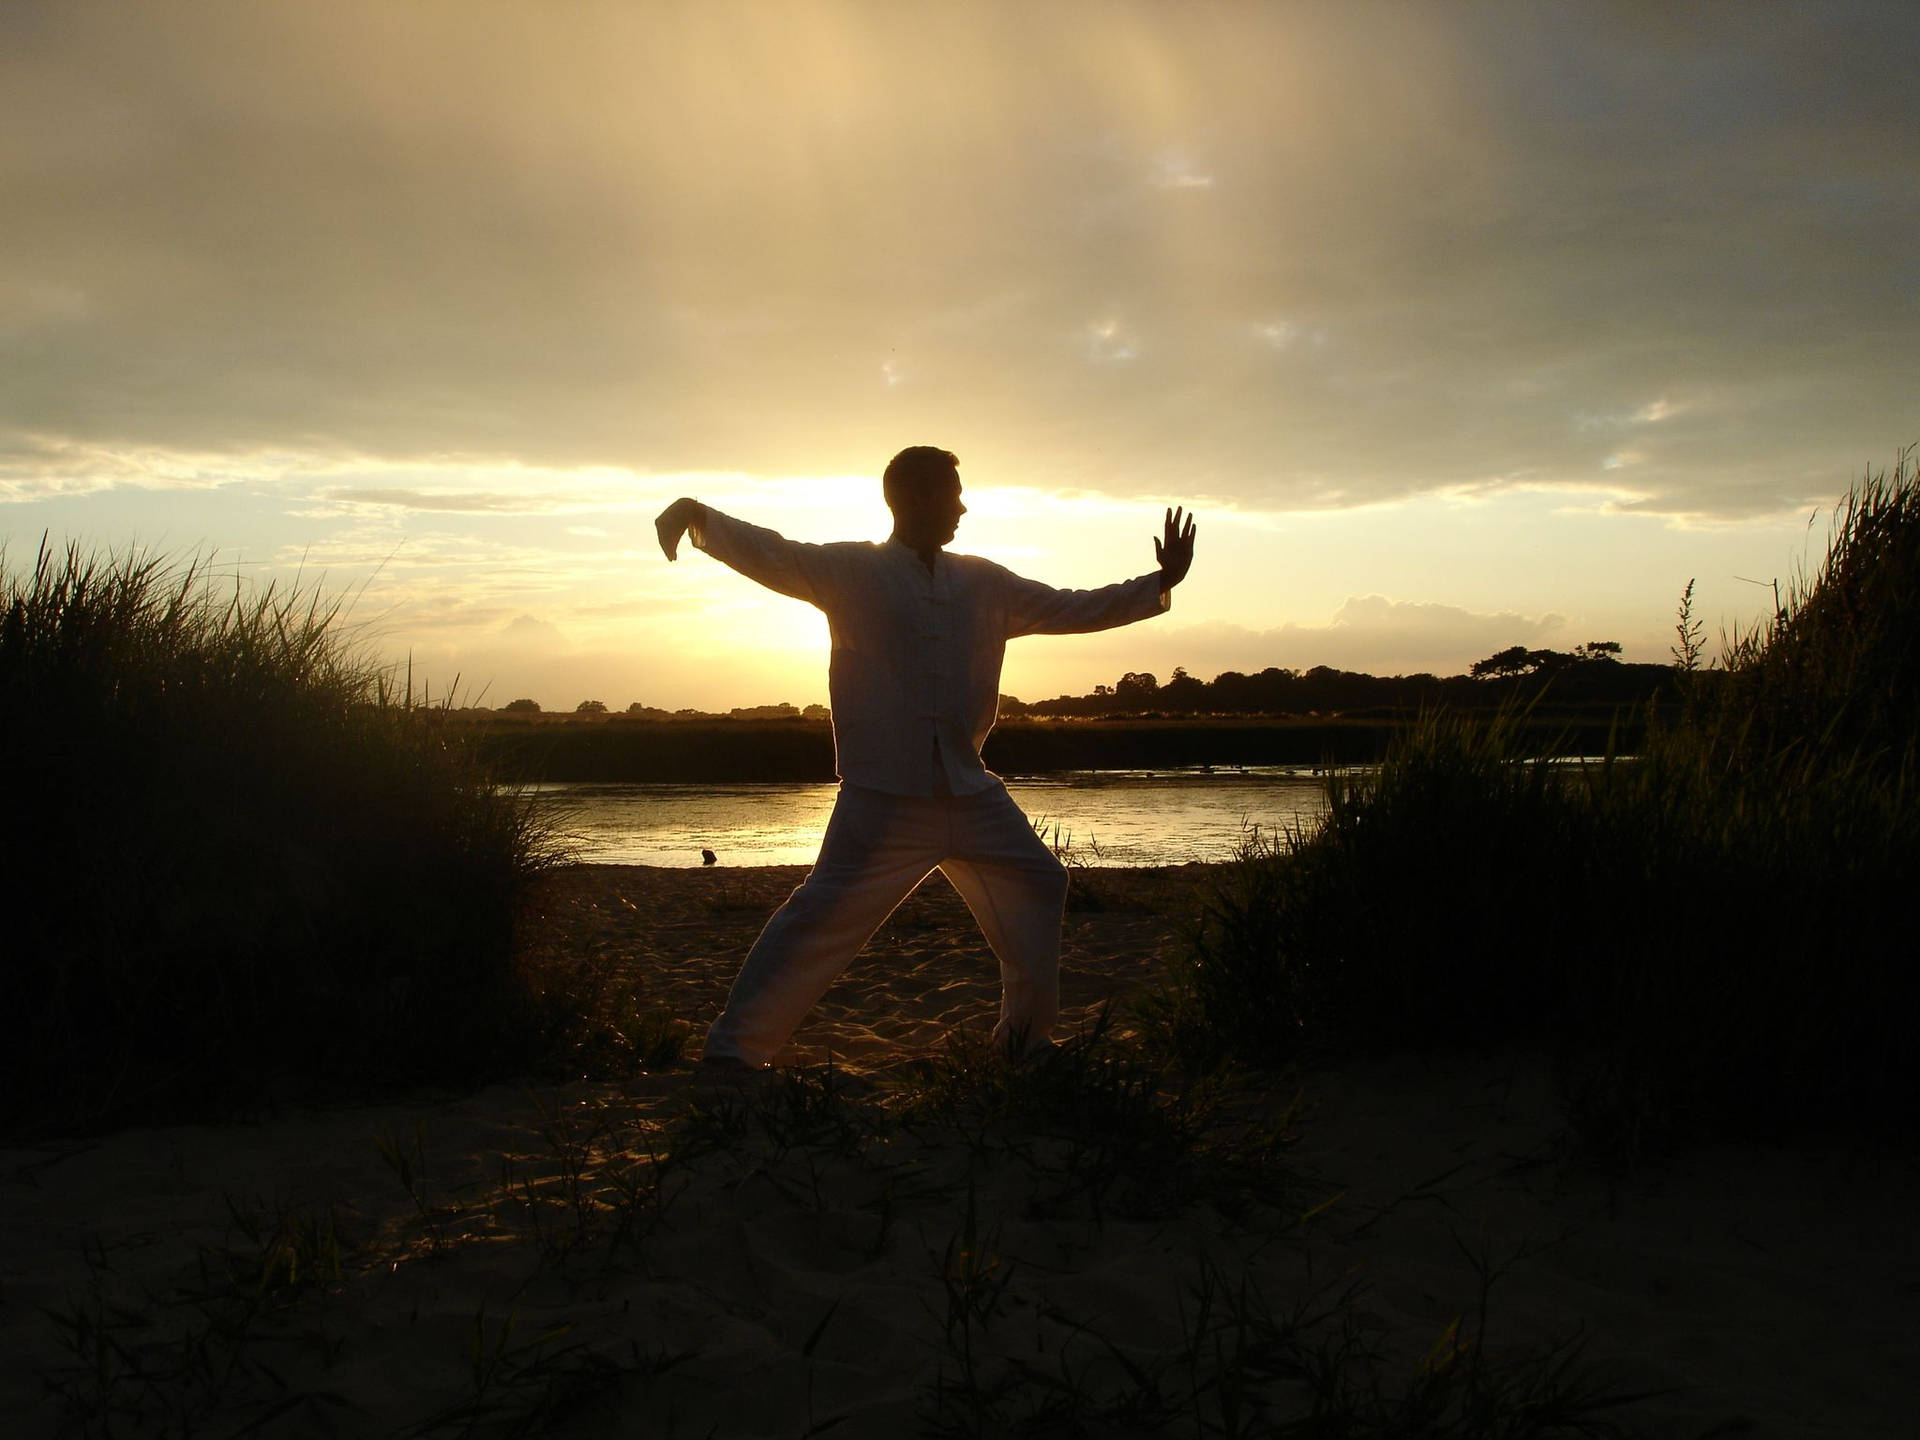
524,767,1334,867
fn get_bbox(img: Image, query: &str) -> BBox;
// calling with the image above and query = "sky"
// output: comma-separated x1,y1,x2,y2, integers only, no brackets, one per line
4,0,1916,710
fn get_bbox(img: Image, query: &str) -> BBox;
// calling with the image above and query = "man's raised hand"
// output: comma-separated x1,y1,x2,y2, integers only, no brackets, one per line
1155,506,1197,589
655,497,704,561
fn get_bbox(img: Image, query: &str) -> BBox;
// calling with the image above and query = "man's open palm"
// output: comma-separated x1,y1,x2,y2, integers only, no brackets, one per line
1156,506,1197,588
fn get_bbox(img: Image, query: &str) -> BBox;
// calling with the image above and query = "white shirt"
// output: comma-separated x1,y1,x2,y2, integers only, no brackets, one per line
691,507,1170,796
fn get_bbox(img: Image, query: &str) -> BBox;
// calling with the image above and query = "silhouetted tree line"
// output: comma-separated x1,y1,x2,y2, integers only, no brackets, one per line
1000,644,1677,719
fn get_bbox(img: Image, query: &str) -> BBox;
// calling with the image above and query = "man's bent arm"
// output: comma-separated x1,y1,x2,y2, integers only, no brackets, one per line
656,497,837,608
1000,569,1170,638
1001,506,1195,637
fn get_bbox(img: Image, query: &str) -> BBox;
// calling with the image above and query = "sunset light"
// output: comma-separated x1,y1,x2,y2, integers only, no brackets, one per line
9,9,1918,1427
4,1,1914,708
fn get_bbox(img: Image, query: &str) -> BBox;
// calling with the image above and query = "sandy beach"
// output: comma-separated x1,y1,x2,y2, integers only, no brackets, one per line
3,863,1914,1437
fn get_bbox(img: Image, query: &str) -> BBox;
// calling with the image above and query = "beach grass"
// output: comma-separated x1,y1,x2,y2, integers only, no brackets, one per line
1157,453,1920,1151
0,539,561,1138
30,1048,1651,1437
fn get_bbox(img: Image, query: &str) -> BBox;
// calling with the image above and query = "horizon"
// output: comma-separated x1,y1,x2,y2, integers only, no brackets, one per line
454,641,1667,716
4,2,1916,711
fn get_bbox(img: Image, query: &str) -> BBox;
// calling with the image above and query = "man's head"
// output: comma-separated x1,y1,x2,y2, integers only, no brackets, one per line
883,445,966,549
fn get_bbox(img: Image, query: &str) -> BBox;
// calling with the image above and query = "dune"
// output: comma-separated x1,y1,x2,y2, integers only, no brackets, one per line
2,864,1912,1436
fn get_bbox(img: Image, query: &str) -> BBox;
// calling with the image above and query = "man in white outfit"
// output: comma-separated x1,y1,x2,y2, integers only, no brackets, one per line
654,446,1197,1070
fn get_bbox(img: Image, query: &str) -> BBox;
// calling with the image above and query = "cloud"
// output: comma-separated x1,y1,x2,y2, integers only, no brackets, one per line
0,433,314,502
330,489,551,514
1251,319,1325,352
496,613,568,650
1149,152,1214,189
1,1,1908,524
1085,318,1138,365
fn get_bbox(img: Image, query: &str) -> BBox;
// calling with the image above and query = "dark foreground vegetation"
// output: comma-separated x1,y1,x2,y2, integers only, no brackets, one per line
0,543,557,1138
1151,455,1920,1151
29,1032,1661,1438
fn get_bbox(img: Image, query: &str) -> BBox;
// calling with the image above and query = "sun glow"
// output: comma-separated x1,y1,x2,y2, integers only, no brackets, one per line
3,2,1910,708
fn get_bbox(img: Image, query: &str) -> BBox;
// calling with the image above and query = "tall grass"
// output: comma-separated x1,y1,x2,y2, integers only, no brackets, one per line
1165,453,1920,1149
0,540,558,1137
1715,453,1920,772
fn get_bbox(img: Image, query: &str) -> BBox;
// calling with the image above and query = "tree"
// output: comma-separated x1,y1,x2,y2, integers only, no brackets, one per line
1162,666,1206,711
1470,646,1535,680
575,699,608,714
1575,641,1623,662
502,697,541,713
1113,671,1160,709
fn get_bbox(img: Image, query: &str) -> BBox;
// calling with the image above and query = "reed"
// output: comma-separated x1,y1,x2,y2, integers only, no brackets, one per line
1166,453,1920,1149
0,539,560,1137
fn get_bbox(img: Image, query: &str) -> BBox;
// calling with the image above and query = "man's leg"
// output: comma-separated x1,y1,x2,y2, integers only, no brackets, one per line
703,786,937,1068
937,786,1071,1058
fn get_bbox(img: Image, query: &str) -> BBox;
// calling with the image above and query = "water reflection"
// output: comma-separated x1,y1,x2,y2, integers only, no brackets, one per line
523,768,1334,868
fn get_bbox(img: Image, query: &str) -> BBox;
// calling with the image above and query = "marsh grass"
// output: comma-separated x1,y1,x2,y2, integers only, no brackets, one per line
35,1045,1643,1438
921,1252,1643,1440
526,975,693,1082
0,539,561,1137
1163,454,1920,1150
662,1048,1631,1437
1160,709,1593,1074
1032,815,1132,913
38,1201,368,1436
891,1011,1300,1223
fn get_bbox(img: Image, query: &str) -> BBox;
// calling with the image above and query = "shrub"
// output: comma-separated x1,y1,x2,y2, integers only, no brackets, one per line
1174,708,1603,1071
1166,452,1920,1149
0,541,559,1137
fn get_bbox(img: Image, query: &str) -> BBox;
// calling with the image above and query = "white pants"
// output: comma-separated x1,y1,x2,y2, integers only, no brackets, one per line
702,782,1070,1067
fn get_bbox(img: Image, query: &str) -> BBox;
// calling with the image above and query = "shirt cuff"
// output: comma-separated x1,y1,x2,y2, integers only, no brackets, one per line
688,503,716,553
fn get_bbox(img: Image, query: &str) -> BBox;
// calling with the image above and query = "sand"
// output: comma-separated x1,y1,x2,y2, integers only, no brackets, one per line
3,863,1914,1437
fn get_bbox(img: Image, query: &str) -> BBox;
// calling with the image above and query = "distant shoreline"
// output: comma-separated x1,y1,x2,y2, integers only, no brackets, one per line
469,713,1642,783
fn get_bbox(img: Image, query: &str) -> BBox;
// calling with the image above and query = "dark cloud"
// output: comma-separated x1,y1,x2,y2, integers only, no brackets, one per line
1,0,1914,519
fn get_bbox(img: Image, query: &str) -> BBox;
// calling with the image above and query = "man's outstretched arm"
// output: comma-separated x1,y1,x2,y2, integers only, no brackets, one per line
654,495,838,607
1002,506,1198,636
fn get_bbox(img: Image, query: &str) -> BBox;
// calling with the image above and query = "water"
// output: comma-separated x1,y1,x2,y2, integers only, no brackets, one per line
524,768,1334,868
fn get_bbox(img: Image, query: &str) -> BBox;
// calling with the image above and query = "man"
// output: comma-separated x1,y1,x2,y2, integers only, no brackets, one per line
654,445,1197,1070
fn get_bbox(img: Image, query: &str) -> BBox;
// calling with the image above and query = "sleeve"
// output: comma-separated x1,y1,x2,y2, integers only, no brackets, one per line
689,507,840,609
999,566,1171,638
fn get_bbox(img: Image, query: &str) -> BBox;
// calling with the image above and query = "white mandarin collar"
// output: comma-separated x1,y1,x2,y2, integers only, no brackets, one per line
885,536,945,580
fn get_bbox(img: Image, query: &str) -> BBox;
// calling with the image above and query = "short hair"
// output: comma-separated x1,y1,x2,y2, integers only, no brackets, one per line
882,445,958,507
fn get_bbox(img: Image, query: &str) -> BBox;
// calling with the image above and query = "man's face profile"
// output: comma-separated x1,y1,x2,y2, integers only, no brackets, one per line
891,469,967,550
